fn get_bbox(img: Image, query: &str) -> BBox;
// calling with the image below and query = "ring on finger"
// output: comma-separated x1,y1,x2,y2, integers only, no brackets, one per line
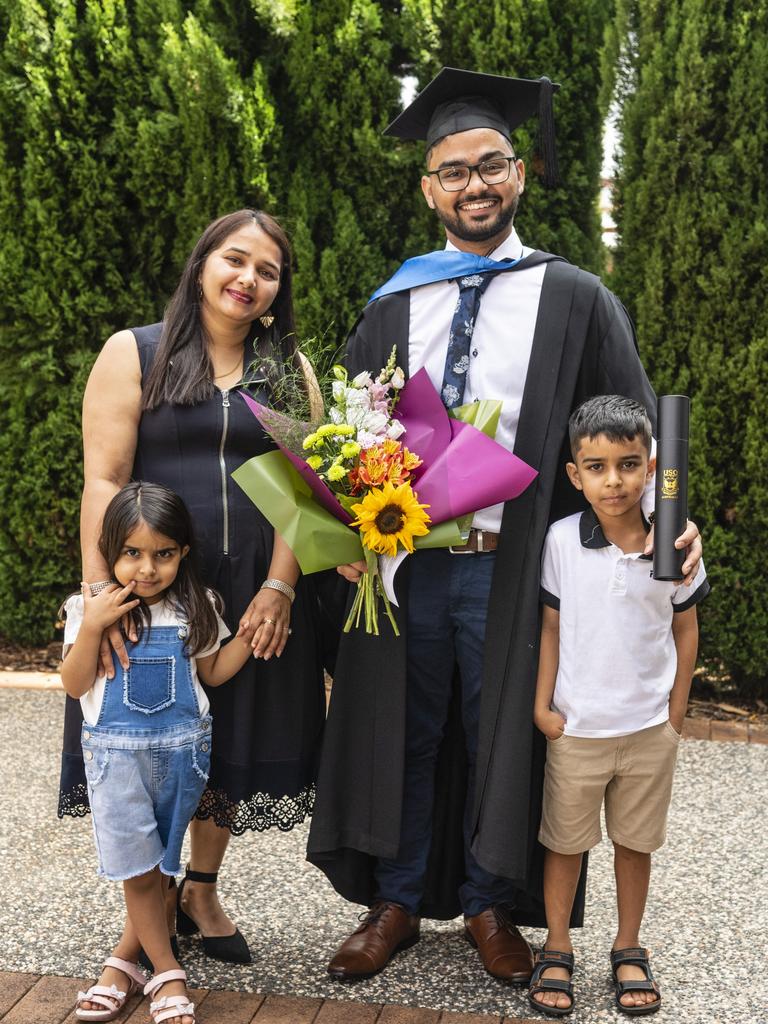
262,618,276,626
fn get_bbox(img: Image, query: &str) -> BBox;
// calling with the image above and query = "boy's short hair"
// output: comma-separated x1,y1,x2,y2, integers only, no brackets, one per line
569,395,652,458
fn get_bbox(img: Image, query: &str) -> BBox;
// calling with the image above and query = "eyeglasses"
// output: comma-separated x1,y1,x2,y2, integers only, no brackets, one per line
427,156,517,192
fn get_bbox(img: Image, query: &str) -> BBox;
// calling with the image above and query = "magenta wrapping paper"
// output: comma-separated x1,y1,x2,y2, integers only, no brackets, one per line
239,369,537,527
394,369,537,521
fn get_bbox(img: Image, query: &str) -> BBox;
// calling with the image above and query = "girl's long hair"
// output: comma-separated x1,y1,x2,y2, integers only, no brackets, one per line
141,209,302,410
99,482,222,656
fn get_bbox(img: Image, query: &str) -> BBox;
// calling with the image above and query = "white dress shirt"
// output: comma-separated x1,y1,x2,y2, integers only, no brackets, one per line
408,229,546,532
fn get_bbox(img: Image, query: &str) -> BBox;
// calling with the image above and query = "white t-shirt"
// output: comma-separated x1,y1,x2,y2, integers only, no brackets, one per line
62,593,230,725
540,510,710,738
408,230,544,532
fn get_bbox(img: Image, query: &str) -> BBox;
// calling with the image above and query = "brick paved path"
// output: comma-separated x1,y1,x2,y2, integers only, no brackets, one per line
0,973,538,1024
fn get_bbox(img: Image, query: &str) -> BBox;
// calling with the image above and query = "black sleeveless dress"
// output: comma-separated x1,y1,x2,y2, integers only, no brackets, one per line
59,324,325,833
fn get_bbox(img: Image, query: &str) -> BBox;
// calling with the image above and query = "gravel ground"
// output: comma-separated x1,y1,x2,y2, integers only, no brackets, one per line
1,687,766,1022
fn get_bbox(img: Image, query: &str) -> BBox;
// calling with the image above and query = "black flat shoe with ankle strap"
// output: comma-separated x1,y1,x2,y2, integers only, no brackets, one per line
176,867,252,964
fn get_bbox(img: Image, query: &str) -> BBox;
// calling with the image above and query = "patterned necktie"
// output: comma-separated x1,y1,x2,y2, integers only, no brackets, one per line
440,262,513,408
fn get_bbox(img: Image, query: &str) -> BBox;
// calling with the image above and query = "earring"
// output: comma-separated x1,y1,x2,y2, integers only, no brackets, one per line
259,310,275,328
197,282,203,300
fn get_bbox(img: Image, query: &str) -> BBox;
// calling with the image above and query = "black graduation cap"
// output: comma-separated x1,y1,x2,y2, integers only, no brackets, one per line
385,67,560,187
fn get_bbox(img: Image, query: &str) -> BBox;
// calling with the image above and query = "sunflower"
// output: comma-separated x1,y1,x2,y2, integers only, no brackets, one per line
351,481,431,557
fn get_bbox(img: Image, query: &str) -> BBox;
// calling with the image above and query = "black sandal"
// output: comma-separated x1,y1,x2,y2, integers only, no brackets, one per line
610,947,661,1016
176,866,251,964
527,949,576,1017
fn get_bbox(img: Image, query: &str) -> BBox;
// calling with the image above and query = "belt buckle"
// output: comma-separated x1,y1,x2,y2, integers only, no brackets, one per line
449,529,476,555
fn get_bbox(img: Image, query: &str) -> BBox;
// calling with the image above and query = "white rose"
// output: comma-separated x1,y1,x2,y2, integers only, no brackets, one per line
345,403,367,428
361,409,388,435
345,389,370,411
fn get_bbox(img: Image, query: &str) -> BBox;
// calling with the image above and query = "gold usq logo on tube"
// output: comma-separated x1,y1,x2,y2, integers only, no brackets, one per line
661,467,679,499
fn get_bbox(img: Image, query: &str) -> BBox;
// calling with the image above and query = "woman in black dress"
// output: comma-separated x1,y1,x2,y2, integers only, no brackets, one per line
63,210,326,1005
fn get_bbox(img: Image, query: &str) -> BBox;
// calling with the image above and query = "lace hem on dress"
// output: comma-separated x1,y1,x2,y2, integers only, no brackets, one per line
58,780,315,834
57,782,90,818
194,783,315,835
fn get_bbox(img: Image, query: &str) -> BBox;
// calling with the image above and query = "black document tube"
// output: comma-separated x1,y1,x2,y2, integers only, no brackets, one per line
653,395,689,581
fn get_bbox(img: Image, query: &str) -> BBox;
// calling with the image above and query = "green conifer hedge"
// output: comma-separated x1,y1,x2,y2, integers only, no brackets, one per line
609,0,768,695
264,0,428,348
0,0,276,642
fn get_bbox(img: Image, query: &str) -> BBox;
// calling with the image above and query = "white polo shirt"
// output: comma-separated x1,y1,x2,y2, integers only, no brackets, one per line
540,509,710,738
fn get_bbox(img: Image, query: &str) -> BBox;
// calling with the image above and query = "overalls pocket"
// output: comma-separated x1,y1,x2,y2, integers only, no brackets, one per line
123,656,176,715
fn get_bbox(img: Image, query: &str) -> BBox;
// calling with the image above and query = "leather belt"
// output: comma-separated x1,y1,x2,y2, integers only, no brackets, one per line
448,528,499,554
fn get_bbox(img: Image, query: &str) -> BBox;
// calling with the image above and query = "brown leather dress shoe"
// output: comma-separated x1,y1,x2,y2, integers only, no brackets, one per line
464,906,534,983
327,902,420,980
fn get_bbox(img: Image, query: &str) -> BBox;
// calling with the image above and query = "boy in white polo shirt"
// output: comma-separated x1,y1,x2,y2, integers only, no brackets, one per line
529,395,709,1019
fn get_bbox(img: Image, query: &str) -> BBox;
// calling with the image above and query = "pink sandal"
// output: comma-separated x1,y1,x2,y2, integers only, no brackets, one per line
144,969,196,1023
75,956,146,1021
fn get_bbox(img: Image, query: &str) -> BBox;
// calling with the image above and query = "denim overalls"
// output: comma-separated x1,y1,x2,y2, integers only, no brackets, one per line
81,623,212,881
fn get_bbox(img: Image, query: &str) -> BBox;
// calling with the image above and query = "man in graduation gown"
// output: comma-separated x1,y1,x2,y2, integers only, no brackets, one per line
307,68,702,983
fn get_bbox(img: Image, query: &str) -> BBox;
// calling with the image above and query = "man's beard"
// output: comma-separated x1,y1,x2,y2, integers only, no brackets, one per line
435,190,519,242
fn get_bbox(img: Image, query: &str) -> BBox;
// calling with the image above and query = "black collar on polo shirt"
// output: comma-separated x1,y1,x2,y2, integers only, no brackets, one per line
578,506,653,559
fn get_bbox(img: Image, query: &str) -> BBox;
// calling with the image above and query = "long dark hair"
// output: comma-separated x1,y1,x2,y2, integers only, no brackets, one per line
99,482,222,657
142,209,302,410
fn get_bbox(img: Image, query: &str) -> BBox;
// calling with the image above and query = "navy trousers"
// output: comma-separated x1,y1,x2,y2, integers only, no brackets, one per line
374,548,518,916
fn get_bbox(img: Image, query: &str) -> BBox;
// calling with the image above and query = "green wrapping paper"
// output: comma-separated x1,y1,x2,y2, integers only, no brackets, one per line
452,398,502,437
232,451,363,572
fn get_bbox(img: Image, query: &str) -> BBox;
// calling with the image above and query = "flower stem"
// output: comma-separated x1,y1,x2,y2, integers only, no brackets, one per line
342,548,399,636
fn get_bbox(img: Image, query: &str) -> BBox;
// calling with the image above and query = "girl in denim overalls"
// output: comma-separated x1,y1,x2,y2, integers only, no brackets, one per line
62,483,255,1024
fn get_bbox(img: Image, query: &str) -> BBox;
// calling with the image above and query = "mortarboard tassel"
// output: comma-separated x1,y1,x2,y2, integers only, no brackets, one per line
537,76,560,188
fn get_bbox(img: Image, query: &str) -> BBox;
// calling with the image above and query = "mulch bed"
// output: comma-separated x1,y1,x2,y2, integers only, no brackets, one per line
0,638,62,673
686,695,768,728
687,670,768,728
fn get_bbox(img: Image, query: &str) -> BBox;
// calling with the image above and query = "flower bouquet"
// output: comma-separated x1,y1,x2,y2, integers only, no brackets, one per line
296,351,430,633
232,347,539,635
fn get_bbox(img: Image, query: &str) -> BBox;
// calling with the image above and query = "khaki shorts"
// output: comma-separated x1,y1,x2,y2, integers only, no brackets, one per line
539,721,681,855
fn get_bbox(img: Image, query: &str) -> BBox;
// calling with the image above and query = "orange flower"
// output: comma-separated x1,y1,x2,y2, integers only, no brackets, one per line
358,450,389,487
401,447,422,473
379,438,403,457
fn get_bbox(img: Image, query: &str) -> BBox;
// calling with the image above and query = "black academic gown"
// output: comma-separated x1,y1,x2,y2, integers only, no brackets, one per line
306,257,657,925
